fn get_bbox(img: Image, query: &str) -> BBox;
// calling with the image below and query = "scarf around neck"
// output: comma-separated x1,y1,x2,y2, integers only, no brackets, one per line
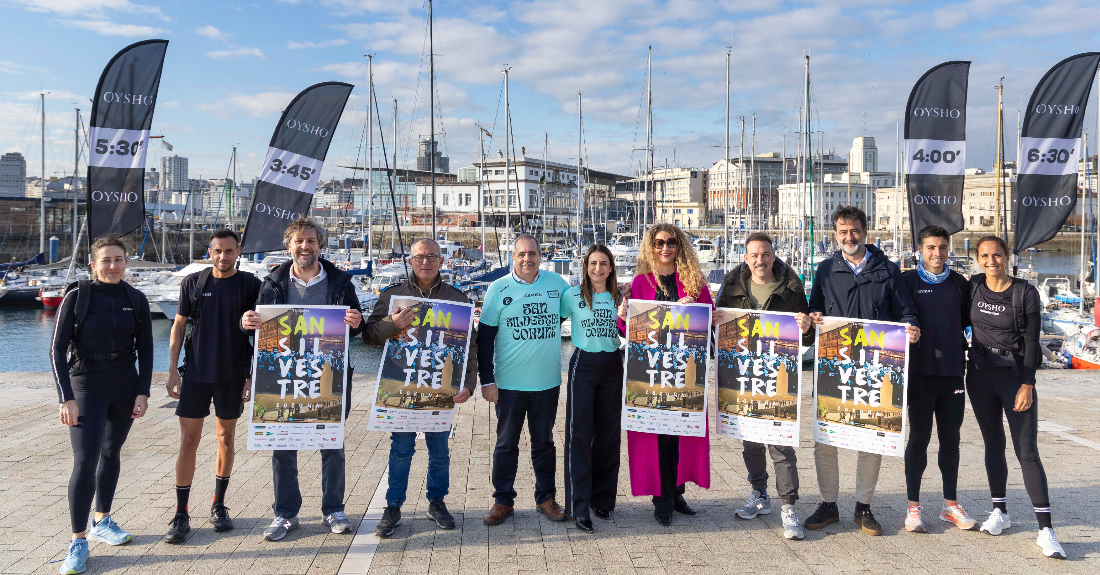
916,257,950,284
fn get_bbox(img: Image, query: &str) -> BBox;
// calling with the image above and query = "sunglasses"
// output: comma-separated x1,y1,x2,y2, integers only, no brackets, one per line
653,238,679,249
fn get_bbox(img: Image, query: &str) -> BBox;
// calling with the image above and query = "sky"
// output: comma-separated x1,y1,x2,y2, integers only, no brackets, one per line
3,0,1100,191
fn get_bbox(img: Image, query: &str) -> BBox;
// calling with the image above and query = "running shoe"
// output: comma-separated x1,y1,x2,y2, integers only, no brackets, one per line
939,503,978,530
86,516,132,546
735,490,772,520
980,509,1011,536
322,511,352,534
163,512,190,544
1036,527,1066,559
262,516,299,541
804,502,839,530
58,538,88,575
210,505,234,532
781,505,804,540
375,506,401,537
904,505,926,533
428,500,456,530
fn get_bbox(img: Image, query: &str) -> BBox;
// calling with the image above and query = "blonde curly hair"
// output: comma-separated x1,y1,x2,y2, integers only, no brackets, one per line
635,223,705,299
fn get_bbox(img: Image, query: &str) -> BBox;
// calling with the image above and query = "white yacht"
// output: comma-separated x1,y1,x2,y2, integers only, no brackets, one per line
693,238,718,263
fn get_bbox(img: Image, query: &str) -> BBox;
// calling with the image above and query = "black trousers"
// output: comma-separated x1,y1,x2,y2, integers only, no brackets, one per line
67,366,139,533
652,434,685,516
966,365,1050,511
492,386,560,507
904,375,965,502
564,349,623,519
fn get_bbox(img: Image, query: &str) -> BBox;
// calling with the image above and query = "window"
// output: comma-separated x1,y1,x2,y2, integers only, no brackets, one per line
970,216,975,225
442,194,449,206
687,209,694,214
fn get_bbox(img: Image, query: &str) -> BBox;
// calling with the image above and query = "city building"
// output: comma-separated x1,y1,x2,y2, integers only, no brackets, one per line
0,152,27,197
416,139,449,174
710,152,847,227
873,167,1018,234
621,167,708,229
160,155,189,192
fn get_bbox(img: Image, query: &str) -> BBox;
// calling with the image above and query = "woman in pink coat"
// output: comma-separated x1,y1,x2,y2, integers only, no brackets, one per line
616,223,713,525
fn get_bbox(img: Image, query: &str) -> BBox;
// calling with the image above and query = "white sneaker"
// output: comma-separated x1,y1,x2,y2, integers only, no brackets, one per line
781,505,804,540
1036,528,1065,559
735,490,772,519
904,505,926,533
980,509,1011,536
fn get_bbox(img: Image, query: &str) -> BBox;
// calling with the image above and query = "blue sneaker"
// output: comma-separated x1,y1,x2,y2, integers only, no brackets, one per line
86,516,132,546
58,538,88,574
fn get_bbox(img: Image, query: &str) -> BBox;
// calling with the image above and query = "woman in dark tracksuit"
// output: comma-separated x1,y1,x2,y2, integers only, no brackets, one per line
51,234,153,575
967,236,1063,560
559,244,624,534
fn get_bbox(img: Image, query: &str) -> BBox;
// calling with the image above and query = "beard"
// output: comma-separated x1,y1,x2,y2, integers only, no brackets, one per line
294,251,317,269
840,241,863,257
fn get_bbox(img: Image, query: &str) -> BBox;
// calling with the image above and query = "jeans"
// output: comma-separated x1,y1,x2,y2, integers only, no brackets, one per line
272,447,346,518
492,386,560,507
386,431,450,507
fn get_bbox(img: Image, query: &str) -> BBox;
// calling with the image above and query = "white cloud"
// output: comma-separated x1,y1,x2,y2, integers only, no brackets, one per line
160,101,179,109
0,62,29,74
287,38,349,49
206,47,266,59
6,90,88,102
57,19,167,36
195,92,296,118
195,25,229,42
9,0,167,19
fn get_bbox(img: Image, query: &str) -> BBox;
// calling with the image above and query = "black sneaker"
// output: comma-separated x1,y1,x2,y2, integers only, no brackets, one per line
210,505,234,532
853,506,883,536
375,506,401,538
593,509,613,521
163,512,190,544
804,502,839,530
428,500,456,530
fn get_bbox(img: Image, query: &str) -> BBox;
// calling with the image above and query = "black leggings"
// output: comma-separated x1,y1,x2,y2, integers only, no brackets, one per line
68,368,138,533
904,375,965,502
966,366,1050,512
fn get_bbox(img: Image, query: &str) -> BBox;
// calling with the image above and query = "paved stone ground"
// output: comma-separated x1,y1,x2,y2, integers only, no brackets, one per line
1,369,1099,575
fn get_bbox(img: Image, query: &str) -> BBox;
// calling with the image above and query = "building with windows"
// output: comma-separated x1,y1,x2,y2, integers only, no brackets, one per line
710,153,847,226
160,155,189,192
622,167,708,228
0,152,27,197
416,139,449,174
873,167,1019,233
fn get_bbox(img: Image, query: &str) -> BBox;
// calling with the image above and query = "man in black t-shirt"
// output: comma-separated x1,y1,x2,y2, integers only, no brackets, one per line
163,229,261,544
900,226,976,534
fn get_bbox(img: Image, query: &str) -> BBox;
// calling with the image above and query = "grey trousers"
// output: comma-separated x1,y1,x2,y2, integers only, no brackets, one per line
743,441,799,505
814,442,881,504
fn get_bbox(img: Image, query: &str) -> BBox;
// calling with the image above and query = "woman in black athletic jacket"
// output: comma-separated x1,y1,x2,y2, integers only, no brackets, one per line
51,233,153,575
967,235,1063,560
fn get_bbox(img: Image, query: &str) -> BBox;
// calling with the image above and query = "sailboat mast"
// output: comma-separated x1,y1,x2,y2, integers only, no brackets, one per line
577,91,583,246
739,117,744,236
645,45,652,228
479,124,486,255
392,98,398,253
367,54,374,262
805,54,814,272
429,0,437,239
994,78,1004,240
40,93,45,255
503,67,512,242
751,114,757,230
541,132,547,244
1080,132,1088,315
73,108,80,258
724,50,730,262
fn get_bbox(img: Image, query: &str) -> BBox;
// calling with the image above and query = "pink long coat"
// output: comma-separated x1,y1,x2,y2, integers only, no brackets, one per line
618,272,712,496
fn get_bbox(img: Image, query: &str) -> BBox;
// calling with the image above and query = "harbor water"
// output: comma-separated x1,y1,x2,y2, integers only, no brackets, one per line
0,252,1085,373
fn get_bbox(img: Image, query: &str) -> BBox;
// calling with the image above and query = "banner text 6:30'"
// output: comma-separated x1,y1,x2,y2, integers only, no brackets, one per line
268,158,316,180
910,149,959,163
1027,148,1072,163
94,139,142,156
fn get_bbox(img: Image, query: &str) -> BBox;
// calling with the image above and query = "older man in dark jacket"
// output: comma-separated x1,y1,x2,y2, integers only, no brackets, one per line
362,238,479,537
803,206,920,537
716,232,814,540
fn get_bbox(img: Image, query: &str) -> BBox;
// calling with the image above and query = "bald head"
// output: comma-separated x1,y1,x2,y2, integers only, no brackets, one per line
411,237,441,255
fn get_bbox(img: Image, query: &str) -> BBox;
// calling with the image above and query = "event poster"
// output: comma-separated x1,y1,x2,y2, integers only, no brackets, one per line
715,309,802,447
248,305,349,450
813,317,909,457
369,296,474,433
622,301,711,437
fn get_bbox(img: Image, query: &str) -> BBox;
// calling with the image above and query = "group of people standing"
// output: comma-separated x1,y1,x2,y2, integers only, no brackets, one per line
48,207,1064,574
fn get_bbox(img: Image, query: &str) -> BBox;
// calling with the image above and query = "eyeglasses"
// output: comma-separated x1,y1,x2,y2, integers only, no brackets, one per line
409,254,441,263
653,238,678,249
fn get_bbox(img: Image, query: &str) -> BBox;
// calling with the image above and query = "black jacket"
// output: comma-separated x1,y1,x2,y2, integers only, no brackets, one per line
256,257,365,339
362,276,479,393
715,258,813,346
807,244,919,326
